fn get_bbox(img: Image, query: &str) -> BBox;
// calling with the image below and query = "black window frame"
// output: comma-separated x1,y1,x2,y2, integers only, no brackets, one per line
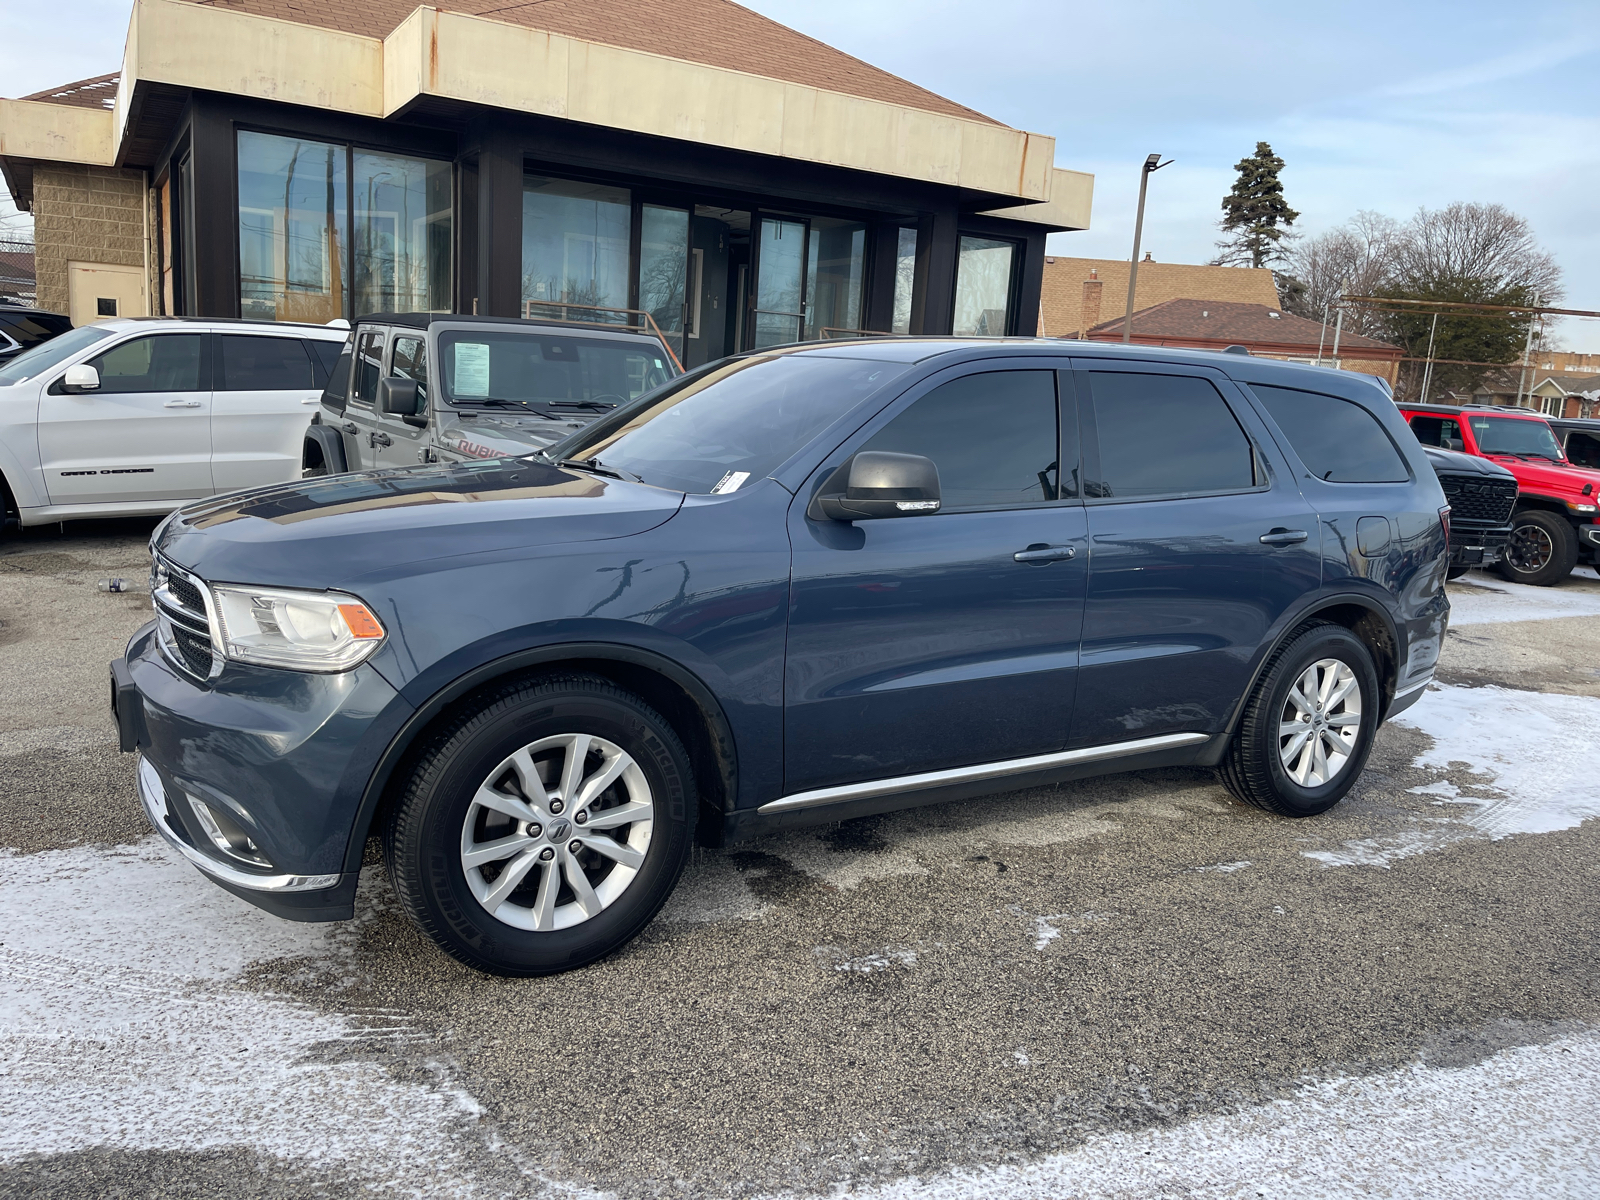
215,332,318,393
348,327,387,407
1075,365,1268,504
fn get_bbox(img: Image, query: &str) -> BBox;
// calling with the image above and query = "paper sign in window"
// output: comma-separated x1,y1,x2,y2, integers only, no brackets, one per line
710,470,750,495
453,343,490,397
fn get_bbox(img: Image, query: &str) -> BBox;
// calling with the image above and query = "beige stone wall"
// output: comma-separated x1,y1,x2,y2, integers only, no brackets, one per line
1040,257,1282,337
30,164,146,316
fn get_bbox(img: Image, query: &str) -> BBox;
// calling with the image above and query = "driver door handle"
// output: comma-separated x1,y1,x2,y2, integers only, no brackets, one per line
1013,544,1076,564
1259,528,1309,546
341,421,358,435
163,399,203,408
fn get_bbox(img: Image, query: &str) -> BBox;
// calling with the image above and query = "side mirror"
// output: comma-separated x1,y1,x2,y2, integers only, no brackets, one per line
378,376,427,428
807,451,941,522
63,364,100,393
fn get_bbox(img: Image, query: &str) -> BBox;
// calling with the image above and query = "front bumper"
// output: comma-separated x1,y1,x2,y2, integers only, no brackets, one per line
1449,523,1512,568
114,621,410,922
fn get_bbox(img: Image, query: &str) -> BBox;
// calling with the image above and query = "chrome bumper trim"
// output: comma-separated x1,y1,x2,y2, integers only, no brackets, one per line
1392,674,1435,701
758,731,1211,815
137,756,340,893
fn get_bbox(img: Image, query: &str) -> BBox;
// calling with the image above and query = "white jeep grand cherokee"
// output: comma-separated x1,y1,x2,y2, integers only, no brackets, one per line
0,317,348,529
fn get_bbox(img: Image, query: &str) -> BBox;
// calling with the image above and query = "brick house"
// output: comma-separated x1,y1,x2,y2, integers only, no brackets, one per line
1471,368,1600,418
1040,256,1281,338
1082,298,1403,385
0,0,1092,354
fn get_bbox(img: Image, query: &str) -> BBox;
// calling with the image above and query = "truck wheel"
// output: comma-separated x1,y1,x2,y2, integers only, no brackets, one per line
1496,510,1577,587
1445,563,1471,581
1218,622,1380,818
384,674,696,977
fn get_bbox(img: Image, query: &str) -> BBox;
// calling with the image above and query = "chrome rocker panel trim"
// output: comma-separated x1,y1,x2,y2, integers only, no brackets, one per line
757,731,1212,815
138,756,340,892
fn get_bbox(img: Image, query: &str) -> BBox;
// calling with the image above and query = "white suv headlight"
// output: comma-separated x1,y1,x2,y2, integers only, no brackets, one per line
210,584,386,672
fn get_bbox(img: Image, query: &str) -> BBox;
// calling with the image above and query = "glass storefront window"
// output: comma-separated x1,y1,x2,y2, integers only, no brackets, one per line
353,151,452,315
891,227,917,335
804,217,866,340
639,204,689,355
953,235,1018,337
237,131,348,323
753,217,806,348
521,175,631,322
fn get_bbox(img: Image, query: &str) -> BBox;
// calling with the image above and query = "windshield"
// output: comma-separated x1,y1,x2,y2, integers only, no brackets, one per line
0,324,114,386
438,330,677,411
553,353,911,493
1469,414,1565,460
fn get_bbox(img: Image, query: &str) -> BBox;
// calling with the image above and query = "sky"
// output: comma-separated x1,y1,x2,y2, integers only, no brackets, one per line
5,0,1599,347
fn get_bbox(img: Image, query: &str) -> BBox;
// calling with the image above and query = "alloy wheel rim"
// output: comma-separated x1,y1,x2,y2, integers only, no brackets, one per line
460,733,654,931
1278,658,1362,787
1507,524,1554,573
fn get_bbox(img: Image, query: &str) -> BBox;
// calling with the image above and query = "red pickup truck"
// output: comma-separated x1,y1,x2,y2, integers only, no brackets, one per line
1400,403,1600,586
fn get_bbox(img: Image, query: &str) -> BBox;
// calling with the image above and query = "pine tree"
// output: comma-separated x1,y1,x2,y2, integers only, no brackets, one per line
1213,142,1299,268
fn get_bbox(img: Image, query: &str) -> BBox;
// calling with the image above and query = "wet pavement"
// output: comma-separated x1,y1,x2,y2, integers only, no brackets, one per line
1,519,1597,1198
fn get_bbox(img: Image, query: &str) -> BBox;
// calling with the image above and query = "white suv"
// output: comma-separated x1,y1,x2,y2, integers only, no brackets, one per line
0,317,348,529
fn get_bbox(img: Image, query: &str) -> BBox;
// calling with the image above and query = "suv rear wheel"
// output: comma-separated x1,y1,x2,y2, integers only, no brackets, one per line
384,674,696,976
1497,509,1577,587
1219,622,1380,817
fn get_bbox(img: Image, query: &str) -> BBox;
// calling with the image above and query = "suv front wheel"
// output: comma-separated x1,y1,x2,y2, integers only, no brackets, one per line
385,675,697,976
1497,509,1577,587
1219,622,1380,817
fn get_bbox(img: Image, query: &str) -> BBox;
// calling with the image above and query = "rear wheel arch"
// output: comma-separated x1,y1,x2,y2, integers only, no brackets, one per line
350,644,738,873
0,469,17,529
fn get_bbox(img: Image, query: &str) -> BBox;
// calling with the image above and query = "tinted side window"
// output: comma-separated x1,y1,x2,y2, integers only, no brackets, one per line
862,370,1059,509
1407,414,1466,452
218,335,314,391
0,312,72,347
304,338,345,386
1567,430,1600,470
1250,385,1410,482
350,329,385,405
1086,372,1254,499
86,334,204,394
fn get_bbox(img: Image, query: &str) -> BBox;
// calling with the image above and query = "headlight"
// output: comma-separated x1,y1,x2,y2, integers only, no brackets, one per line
210,584,385,672
1567,502,1597,515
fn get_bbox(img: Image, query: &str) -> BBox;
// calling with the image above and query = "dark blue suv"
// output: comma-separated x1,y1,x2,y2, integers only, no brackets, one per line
111,339,1449,975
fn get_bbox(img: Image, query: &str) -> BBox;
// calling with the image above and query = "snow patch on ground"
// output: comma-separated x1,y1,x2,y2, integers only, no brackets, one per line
1011,907,1110,952
0,837,579,1197
814,944,921,973
798,1030,1600,1199
1447,571,1600,626
1305,683,1600,868
1195,860,1252,874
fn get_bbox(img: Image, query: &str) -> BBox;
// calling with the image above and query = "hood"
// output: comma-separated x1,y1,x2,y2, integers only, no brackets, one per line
434,408,599,458
1421,445,1516,480
156,459,683,589
1480,453,1600,499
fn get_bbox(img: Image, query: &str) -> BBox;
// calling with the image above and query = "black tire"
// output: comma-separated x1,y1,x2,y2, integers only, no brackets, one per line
384,674,697,976
1445,562,1471,581
1496,509,1578,587
1219,622,1381,818
0,473,18,535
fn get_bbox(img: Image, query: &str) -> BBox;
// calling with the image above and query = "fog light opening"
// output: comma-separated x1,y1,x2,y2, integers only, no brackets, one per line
185,793,274,870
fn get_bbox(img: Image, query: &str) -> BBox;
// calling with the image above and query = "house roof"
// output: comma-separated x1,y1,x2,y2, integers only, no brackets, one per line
1085,298,1400,355
1040,257,1280,337
18,73,120,110
147,0,1001,126
1474,368,1600,396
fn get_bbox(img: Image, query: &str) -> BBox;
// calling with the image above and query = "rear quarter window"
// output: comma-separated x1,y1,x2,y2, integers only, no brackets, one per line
1249,384,1410,483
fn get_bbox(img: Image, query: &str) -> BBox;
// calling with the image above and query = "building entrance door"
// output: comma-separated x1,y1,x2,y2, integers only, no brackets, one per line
750,214,809,349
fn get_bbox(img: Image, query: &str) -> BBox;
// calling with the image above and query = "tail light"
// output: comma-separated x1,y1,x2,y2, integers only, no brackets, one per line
1439,505,1451,544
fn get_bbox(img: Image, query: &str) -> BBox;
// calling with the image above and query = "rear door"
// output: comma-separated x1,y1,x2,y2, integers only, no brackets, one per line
1068,360,1322,749
341,326,388,469
1405,412,1469,453
37,332,212,505
211,332,322,492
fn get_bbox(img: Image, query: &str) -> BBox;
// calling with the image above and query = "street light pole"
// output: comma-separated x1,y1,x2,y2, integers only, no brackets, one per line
1420,311,1440,403
1122,153,1172,344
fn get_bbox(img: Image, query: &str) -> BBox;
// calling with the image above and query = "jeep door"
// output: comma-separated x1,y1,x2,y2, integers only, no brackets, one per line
784,364,1088,794
1067,361,1321,748
368,331,431,469
37,331,212,505
210,333,323,491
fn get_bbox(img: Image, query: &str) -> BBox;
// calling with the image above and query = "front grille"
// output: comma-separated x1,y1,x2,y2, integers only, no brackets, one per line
1439,474,1517,526
152,556,215,680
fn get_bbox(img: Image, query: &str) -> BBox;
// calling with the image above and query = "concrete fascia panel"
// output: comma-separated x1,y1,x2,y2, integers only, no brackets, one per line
979,168,1095,231
131,0,383,118
0,100,114,167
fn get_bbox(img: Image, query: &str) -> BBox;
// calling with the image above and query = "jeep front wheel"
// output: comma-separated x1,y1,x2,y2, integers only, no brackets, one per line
1497,509,1577,587
384,674,696,976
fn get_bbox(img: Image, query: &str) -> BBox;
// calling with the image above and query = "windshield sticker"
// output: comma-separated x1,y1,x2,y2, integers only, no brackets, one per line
710,470,751,495
453,343,490,397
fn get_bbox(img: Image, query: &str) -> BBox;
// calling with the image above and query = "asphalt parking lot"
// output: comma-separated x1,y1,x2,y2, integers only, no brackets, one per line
2,519,1599,1199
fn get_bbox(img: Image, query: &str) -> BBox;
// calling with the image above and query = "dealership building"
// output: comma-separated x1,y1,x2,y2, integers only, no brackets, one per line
0,0,1091,362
